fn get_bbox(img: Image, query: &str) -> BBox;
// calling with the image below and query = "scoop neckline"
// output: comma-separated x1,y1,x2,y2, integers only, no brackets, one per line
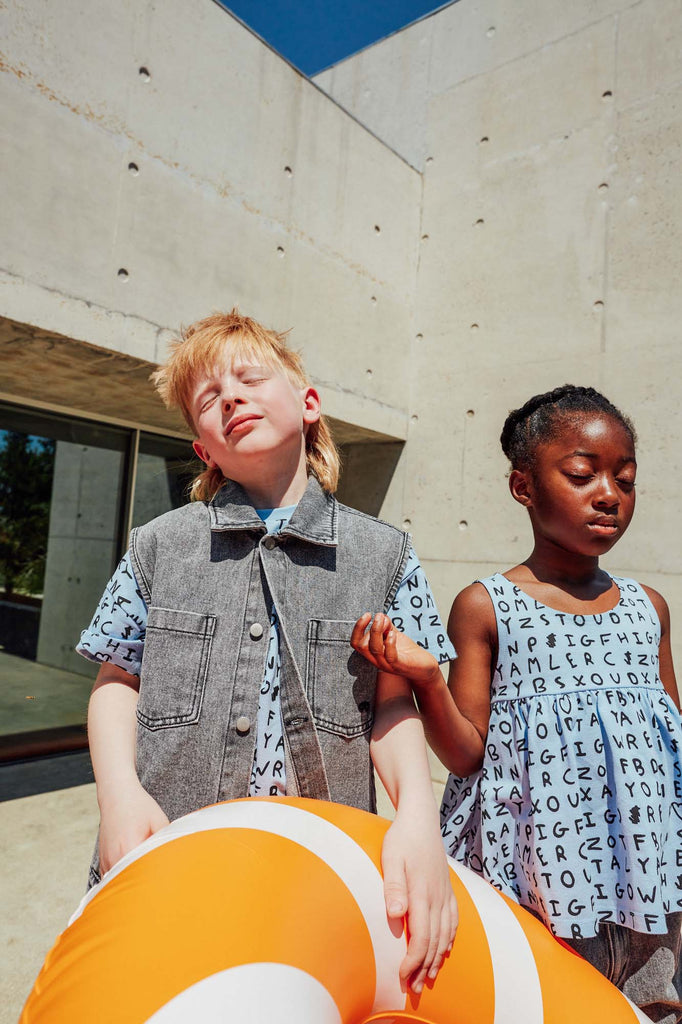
493,571,624,617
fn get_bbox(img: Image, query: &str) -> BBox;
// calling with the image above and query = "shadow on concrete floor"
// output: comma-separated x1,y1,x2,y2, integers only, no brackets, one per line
0,750,94,802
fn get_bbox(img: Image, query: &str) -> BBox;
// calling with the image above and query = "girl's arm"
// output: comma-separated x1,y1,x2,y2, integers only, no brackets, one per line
643,586,680,710
88,664,169,874
353,583,495,776
370,670,458,994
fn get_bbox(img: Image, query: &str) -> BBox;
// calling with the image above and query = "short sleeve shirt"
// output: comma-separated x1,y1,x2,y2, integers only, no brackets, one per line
77,508,455,796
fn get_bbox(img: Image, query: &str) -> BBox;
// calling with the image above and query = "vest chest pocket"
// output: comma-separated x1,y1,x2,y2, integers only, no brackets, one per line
306,619,376,738
137,607,216,730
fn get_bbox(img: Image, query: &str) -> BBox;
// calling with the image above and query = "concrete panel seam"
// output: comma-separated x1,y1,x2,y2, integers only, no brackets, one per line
314,378,409,430
0,265,169,341
424,7,631,102
0,61,418,292
613,75,682,115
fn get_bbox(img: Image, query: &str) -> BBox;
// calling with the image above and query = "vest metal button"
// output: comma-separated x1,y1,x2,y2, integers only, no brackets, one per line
249,622,264,640
262,535,277,550
235,715,251,735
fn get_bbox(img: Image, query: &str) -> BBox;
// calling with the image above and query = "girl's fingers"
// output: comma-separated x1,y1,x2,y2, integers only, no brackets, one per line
351,613,389,667
350,613,372,652
368,613,389,649
383,625,400,667
368,614,393,671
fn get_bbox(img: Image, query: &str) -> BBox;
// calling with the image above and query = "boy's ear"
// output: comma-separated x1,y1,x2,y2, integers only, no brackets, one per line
509,467,533,509
193,439,217,468
301,386,321,428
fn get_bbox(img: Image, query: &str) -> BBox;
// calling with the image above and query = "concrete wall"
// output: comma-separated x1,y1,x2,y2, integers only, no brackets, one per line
315,0,682,747
1,0,420,454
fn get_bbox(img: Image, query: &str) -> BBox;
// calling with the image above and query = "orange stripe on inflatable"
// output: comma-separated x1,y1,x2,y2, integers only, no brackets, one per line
21,829,375,1024
402,870,495,1024
274,799,497,1024
499,892,642,1023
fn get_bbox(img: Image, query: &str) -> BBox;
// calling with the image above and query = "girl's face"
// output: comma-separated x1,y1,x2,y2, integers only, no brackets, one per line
512,413,637,556
190,359,320,482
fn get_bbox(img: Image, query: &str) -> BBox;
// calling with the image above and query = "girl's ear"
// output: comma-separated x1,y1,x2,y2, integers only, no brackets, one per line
509,467,533,508
301,386,321,428
193,439,217,468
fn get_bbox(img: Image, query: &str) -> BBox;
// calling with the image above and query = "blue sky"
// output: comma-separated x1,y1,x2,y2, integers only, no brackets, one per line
219,1,451,76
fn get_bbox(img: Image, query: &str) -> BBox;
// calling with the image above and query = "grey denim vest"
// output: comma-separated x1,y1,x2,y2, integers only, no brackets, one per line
88,477,409,883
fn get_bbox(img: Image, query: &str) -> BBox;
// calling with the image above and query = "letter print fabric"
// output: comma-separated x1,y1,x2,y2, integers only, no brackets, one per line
78,522,454,798
77,554,146,671
440,573,682,940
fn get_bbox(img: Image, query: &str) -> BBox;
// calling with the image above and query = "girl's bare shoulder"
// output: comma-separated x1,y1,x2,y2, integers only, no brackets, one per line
447,581,497,640
641,584,671,631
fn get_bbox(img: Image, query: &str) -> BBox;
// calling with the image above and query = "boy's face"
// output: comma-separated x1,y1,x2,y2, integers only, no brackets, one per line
190,359,320,484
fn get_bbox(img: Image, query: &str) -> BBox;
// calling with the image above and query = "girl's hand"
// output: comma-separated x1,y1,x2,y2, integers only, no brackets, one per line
351,612,442,684
97,781,170,875
381,806,458,993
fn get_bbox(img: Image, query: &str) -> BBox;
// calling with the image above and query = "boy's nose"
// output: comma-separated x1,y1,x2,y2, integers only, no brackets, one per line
222,394,245,412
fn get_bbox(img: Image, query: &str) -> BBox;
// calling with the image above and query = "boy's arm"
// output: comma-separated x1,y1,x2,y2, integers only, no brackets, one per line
88,664,169,874
354,583,494,776
370,670,458,994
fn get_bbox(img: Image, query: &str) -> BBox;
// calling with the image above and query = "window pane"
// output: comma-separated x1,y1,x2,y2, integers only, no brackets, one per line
131,433,198,528
0,403,128,754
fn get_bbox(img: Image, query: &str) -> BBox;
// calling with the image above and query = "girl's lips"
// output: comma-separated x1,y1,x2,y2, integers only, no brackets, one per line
587,521,619,535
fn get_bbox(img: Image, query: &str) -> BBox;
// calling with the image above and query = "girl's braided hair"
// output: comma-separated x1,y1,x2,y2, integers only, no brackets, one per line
500,384,637,470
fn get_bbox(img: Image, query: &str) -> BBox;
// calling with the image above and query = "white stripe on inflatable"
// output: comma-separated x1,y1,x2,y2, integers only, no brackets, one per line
70,802,405,1014
146,963,343,1024
447,857,544,1024
622,996,657,1024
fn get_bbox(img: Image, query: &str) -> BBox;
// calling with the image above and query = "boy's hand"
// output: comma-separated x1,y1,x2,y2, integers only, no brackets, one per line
352,612,441,684
382,806,458,993
98,781,170,875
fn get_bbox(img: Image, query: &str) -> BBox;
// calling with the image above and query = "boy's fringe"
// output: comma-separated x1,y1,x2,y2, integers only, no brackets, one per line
153,309,340,500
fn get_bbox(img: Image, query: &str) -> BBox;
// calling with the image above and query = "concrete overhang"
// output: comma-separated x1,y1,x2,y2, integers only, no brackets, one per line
0,317,407,446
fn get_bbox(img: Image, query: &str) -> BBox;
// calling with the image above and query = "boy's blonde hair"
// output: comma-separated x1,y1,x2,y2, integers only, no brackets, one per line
152,309,340,501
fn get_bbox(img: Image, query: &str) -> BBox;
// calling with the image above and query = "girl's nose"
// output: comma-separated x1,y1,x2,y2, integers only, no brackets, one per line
594,475,619,506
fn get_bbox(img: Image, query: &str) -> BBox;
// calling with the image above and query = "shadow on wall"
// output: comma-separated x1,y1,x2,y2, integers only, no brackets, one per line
336,441,403,517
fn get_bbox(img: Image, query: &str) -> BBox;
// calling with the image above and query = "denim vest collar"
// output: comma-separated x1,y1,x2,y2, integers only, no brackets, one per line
208,476,338,548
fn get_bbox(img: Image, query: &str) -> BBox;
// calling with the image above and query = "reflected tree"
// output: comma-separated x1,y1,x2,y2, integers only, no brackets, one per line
0,431,56,598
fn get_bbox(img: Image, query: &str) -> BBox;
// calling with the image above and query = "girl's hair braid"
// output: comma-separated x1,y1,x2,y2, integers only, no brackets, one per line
500,384,637,469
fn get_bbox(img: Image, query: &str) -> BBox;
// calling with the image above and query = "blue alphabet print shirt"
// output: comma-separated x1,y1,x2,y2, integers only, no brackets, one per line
78,505,455,798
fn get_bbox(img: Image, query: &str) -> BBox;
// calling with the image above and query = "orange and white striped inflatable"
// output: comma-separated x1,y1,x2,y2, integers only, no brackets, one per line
22,797,649,1023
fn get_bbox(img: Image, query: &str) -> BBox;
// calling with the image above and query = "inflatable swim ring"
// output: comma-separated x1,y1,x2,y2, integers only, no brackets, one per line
21,797,650,1023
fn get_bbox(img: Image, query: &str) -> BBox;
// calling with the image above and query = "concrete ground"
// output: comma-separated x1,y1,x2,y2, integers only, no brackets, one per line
1,759,99,1023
